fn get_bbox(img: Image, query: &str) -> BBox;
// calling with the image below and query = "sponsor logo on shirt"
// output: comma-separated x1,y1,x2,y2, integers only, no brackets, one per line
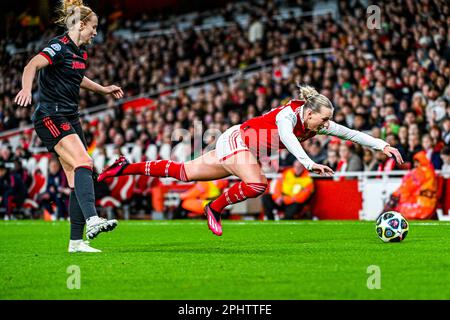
71,61,86,70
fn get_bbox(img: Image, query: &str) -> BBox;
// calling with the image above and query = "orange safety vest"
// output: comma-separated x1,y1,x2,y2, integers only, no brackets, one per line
180,180,227,201
273,168,314,205
393,151,438,219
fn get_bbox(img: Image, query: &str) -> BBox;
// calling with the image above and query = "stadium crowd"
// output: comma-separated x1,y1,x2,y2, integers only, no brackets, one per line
0,0,449,219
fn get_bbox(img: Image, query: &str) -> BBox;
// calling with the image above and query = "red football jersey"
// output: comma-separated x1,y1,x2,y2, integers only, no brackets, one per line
240,100,316,159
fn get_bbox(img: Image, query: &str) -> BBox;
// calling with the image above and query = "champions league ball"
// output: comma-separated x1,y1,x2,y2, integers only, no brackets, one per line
375,211,409,243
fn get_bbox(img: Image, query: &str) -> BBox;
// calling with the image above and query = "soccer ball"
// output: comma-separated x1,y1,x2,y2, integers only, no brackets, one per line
375,211,409,243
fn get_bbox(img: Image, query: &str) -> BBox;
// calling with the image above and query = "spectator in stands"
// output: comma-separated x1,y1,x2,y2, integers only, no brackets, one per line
406,133,422,165
384,151,438,220
336,142,363,172
308,140,327,164
277,149,296,170
322,149,338,172
363,148,378,172
248,14,264,44
385,133,406,162
12,159,31,189
440,146,450,177
39,158,71,220
441,118,450,145
429,125,445,152
421,134,443,169
0,162,27,220
374,150,397,172
262,160,314,220
0,145,15,163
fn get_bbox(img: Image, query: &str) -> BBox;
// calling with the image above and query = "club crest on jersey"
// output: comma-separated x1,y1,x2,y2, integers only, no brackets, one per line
60,123,71,131
51,43,62,51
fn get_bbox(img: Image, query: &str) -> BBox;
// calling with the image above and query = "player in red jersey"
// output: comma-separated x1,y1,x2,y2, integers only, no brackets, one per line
99,85,403,236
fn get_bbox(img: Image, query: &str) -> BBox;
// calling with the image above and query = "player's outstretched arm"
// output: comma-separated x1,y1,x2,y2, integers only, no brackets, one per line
276,108,334,176
319,121,404,164
81,76,124,99
14,54,49,107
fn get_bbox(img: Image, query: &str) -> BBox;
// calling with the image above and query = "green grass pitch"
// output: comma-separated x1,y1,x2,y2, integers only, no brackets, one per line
1,220,450,300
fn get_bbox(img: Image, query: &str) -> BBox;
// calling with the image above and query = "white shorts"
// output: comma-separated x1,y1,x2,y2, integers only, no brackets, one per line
215,125,250,161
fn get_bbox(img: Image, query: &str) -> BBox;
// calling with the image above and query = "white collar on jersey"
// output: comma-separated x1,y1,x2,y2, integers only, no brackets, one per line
298,104,305,125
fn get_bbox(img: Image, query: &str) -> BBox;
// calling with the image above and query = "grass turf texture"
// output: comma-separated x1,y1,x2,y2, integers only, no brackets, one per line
1,220,450,300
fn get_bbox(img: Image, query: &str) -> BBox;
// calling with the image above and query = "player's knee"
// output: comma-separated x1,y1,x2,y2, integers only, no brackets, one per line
242,181,268,198
74,156,94,171
183,164,196,182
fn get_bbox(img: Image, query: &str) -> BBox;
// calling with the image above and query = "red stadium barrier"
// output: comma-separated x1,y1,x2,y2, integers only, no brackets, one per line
309,179,362,220
158,179,363,220
156,178,450,220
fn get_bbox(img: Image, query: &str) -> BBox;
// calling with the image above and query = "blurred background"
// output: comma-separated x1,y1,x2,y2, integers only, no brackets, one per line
0,0,449,222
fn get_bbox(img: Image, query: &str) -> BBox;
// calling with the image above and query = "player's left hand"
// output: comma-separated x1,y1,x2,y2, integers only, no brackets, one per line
104,85,124,99
383,145,404,164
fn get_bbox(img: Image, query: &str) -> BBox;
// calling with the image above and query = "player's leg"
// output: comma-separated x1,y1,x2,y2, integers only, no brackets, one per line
55,134,116,243
59,158,85,237
98,149,231,182
204,150,268,236
59,153,101,252
210,150,268,213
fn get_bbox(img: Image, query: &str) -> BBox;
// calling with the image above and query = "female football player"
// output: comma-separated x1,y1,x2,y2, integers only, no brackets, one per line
98,85,403,236
15,0,124,252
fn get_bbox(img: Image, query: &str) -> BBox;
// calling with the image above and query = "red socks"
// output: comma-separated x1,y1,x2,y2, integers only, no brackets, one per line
122,160,189,182
210,182,267,213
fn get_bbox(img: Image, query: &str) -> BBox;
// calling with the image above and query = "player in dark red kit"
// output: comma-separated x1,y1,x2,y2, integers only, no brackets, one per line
99,85,403,236
14,0,124,252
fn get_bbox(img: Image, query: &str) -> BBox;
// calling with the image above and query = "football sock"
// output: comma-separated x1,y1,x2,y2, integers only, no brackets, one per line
69,190,85,240
74,166,98,220
210,182,267,213
121,160,189,182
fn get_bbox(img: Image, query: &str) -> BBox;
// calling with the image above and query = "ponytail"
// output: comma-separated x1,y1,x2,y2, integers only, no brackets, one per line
297,84,333,113
55,0,95,29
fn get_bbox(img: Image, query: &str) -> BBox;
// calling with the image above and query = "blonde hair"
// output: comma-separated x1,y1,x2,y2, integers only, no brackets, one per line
298,84,334,113
55,0,95,29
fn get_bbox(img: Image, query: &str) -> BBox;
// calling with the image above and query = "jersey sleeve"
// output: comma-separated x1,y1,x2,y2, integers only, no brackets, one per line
318,121,389,151
38,39,64,65
275,107,315,171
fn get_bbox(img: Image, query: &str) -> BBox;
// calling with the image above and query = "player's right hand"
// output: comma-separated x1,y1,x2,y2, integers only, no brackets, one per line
14,89,32,107
311,163,334,176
